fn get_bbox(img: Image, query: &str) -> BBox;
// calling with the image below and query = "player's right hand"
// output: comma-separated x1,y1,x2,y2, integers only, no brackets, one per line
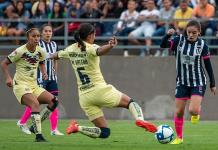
6,77,13,88
167,29,176,36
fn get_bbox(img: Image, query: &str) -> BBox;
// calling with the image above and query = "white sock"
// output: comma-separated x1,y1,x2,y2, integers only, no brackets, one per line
40,107,51,122
78,126,101,138
31,113,41,134
129,102,144,120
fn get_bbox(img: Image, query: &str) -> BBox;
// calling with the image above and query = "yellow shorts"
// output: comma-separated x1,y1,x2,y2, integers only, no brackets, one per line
79,84,122,121
13,81,45,104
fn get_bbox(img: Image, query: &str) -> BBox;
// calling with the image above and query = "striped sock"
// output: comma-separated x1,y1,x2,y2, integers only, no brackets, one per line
31,112,41,134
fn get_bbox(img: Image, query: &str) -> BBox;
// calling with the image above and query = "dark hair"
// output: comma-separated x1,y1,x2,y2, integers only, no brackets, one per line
50,1,65,19
184,20,201,36
179,0,189,3
35,0,48,17
40,24,52,32
74,23,95,51
26,23,38,37
15,1,25,16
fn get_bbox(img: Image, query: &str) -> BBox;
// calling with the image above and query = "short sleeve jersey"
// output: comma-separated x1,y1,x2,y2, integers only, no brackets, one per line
58,42,106,94
7,44,46,84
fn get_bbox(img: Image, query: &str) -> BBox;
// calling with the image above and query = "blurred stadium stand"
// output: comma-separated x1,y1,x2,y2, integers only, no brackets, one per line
0,18,218,55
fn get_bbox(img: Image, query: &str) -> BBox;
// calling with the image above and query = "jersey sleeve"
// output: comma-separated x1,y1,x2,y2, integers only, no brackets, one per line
89,44,100,56
170,35,180,52
7,49,22,63
39,47,46,61
160,34,180,52
58,48,70,59
201,43,210,59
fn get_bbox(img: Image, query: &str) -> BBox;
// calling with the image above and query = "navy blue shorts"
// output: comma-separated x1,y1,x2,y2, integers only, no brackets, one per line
39,80,59,96
175,85,206,100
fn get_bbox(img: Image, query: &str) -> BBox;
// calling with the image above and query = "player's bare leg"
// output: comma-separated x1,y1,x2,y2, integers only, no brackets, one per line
21,94,46,142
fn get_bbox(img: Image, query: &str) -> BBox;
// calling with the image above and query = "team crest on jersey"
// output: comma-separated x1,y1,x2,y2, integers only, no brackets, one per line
196,45,202,55
21,52,42,65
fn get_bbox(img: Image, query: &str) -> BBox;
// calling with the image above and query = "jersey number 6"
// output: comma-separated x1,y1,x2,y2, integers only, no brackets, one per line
77,67,91,85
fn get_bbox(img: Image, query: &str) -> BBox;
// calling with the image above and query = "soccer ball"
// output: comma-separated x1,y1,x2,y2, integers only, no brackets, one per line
155,124,174,144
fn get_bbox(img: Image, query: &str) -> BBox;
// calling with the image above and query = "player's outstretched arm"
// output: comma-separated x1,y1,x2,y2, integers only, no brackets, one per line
97,36,118,56
0,58,13,87
160,29,175,48
46,52,59,60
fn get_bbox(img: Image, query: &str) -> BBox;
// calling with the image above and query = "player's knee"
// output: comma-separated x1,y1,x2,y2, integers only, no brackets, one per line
31,101,40,111
48,96,59,111
99,127,110,138
175,110,184,118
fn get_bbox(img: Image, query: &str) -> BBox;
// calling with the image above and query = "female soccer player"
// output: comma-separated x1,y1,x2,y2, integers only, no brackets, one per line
17,24,64,136
1,27,59,142
160,20,216,144
50,23,157,139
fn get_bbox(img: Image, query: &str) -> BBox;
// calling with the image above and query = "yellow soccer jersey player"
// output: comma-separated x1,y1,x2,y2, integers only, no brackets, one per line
8,44,46,83
7,44,46,102
51,23,157,140
58,42,122,120
58,42,105,94
1,27,58,142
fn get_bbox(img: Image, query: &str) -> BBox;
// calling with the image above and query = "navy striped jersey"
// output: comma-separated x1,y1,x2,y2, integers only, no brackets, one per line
167,34,210,87
37,39,58,82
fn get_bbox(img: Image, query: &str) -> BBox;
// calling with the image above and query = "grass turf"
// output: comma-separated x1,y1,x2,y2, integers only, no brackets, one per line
0,120,217,150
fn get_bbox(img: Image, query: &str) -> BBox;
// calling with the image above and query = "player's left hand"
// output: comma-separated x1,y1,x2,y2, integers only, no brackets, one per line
210,86,216,95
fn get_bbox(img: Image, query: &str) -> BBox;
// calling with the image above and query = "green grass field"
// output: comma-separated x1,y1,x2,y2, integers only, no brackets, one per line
0,120,217,150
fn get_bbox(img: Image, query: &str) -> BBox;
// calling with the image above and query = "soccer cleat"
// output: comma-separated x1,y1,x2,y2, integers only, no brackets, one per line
51,129,64,136
35,134,47,142
191,115,200,124
135,120,157,133
66,120,79,134
170,137,183,144
17,120,31,135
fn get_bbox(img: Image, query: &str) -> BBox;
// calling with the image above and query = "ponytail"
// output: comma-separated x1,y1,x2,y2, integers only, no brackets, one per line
74,23,95,52
74,31,86,51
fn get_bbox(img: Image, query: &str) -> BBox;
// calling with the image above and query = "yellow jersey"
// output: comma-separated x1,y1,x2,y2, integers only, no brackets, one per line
7,44,46,85
58,42,106,94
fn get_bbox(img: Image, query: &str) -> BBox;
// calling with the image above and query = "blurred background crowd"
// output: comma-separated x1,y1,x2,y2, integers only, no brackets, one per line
0,0,218,56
